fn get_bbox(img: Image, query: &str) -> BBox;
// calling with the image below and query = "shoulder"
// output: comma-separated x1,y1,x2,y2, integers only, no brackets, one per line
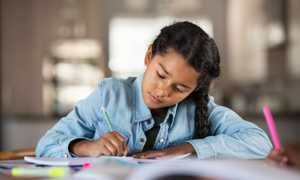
180,95,228,114
207,95,234,114
207,95,245,124
97,77,136,89
96,76,137,105
180,94,220,111
176,96,196,119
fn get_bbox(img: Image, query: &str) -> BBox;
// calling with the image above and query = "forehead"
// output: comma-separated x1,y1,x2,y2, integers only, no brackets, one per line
153,50,201,87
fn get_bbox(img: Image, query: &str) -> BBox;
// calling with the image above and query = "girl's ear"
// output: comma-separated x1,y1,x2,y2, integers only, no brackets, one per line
144,45,153,67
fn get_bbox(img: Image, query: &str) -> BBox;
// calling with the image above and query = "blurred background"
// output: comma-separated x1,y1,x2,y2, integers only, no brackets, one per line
0,0,299,151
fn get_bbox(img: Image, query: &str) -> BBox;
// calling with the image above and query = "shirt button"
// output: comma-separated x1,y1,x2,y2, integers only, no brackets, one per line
140,138,145,143
147,120,151,124
64,153,68,158
159,138,164,143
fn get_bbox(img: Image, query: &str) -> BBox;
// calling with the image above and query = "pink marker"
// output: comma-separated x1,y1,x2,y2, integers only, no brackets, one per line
82,163,94,169
263,106,281,149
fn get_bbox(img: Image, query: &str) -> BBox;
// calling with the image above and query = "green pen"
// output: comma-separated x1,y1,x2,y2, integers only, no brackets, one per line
102,107,114,131
102,107,126,157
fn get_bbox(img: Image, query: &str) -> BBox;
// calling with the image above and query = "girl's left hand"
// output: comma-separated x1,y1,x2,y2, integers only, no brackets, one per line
266,147,300,168
132,143,196,160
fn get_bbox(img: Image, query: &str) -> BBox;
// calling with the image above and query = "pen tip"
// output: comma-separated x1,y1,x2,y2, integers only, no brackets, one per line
102,107,106,112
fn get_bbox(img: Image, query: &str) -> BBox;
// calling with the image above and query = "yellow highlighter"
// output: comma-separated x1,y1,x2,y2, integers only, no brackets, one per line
12,167,71,177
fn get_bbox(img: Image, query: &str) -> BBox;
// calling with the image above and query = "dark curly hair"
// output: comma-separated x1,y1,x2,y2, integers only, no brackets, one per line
151,21,220,139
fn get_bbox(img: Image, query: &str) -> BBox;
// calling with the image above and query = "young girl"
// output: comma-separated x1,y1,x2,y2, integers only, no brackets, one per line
36,21,272,159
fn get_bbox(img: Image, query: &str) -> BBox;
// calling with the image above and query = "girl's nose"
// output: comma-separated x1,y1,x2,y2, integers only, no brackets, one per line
157,82,171,97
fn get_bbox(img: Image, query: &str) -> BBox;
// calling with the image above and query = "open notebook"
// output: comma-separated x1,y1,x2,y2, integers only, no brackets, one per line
24,153,191,166
73,159,300,180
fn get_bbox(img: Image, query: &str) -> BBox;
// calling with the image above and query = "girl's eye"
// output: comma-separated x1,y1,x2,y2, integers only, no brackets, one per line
157,71,164,78
176,87,183,93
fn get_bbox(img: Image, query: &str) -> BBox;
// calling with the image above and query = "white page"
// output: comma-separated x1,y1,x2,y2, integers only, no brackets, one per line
25,153,191,166
168,153,191,160
24,156,133,166
134,153,191,163
126,159,300,180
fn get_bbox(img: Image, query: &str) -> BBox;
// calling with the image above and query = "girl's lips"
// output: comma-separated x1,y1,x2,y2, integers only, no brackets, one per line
150,93,162,103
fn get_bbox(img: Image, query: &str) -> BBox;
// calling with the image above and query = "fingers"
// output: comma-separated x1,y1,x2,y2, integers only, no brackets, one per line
113,132,128,155
155,154,177,160
133,150,165,159
122,146,130,156
132,144,192,160
98,141,130,157
87,140,111,157
266,148,289,165
133,151,177,160
111,131,130,156
100,144,114,157
125,146,130,155
92,131,129,157
267,149,282,162
280,148,300,167
280,156,289,166
132,145,186,159
108,131,127,156
106,140,122,156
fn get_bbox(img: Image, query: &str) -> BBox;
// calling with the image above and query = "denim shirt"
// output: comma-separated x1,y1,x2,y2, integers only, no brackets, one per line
36,74,272,159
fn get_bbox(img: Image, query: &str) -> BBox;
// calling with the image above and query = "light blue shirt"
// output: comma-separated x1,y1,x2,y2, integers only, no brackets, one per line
36,74,272,159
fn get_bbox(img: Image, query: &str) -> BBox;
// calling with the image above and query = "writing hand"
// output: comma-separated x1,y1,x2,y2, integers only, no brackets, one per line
132,143,195,160
69,131,130,157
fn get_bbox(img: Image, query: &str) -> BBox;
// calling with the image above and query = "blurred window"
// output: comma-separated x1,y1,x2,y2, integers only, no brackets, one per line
42,39,104,117
109,16,213,78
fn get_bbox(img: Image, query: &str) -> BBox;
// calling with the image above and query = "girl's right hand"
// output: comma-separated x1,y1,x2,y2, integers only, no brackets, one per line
69,131,130,157
88,131,130,157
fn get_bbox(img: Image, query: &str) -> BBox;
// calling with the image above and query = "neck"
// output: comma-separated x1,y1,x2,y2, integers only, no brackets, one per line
150,107,169,118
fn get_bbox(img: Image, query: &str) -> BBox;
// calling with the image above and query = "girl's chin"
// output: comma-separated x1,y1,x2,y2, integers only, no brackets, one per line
144,100,164,109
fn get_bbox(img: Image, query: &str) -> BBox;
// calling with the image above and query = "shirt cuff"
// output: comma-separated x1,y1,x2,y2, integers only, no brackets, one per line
186,139,216,159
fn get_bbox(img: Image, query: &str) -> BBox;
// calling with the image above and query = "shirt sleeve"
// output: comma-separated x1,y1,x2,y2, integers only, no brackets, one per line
187,97,273,159
35,84,103,158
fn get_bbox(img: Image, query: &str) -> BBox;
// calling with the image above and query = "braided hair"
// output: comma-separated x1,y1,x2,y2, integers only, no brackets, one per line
151,21,220,139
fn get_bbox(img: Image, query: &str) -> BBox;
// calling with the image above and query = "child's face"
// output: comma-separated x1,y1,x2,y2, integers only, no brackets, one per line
142,45,201,110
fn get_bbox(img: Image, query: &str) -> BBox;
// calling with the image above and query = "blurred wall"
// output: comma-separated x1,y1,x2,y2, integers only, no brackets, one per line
1,0,106,151
0,0,2,150
286,0,300,113
226,0,300,117
1,0,105,117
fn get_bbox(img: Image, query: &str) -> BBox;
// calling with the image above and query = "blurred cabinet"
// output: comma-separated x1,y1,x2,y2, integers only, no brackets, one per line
42,39,104,117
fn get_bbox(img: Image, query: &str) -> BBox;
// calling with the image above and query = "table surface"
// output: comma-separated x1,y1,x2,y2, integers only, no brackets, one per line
0,173,42,180
0,159,51,180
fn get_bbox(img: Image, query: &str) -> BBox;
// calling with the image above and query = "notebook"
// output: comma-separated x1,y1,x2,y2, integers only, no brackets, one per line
24,153,191,166
74,159,300,180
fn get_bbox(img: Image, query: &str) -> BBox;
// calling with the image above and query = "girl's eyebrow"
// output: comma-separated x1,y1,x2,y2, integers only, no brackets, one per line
158,63,191,89
179,83,191,89
159,63,170,76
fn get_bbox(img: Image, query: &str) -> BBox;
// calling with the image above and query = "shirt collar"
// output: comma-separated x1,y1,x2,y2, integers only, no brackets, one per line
167,103,178,129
